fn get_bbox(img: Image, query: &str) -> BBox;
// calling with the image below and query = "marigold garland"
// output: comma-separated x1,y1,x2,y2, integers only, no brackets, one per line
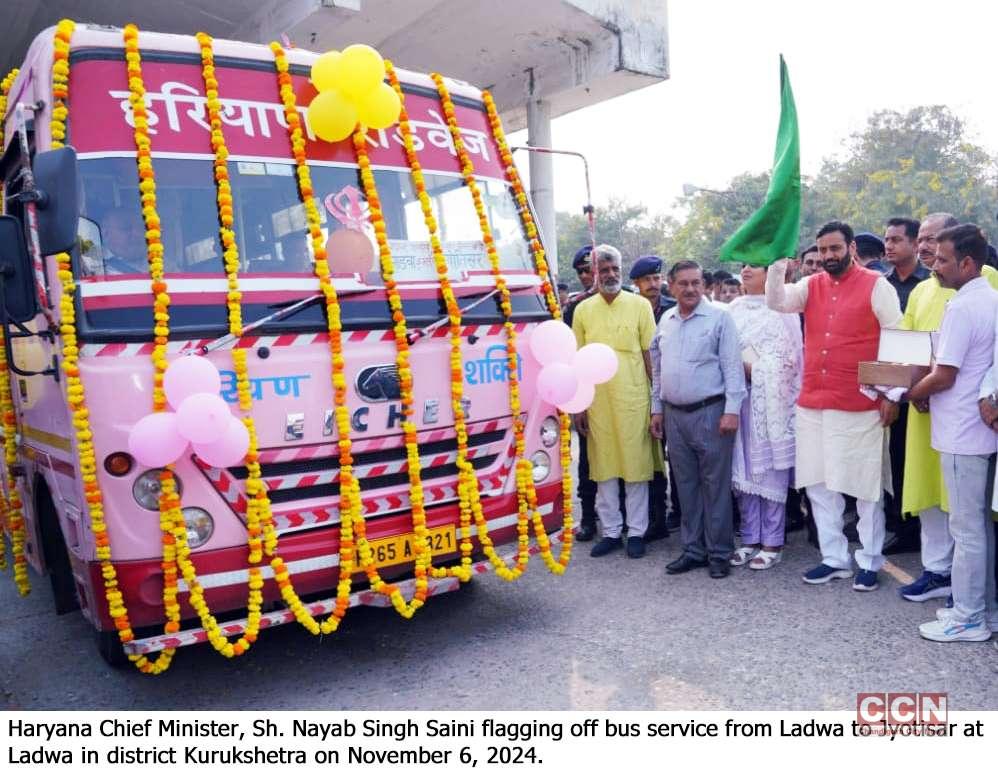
177,30,266,657
46,20,170,672
482,88,575,565
0,66,21,578
270,41,360,635
433,73,573,573
121,22,183,672
386,67,522,581
351,127,431,616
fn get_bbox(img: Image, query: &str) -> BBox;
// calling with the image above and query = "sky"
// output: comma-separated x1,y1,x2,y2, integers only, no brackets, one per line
511,0,998,216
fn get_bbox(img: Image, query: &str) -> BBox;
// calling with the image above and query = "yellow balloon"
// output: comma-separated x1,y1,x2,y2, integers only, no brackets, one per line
310,50,341,92
357,82,401,130
307,91,358,143
331,43,385,100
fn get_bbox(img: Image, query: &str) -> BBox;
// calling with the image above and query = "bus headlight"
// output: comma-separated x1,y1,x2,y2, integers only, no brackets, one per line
530,451,551,483
182,508,214,549
539,416,559,448
132,469,183,511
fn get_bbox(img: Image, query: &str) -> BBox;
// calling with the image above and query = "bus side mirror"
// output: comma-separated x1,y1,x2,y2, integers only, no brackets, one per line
32,146,79,256
0,215,37,324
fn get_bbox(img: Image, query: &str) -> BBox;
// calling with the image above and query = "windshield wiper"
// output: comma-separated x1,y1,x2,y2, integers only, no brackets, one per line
407,283,536,345
191,288,372,354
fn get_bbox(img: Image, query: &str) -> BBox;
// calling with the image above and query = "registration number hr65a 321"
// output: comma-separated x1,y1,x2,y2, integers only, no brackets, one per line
368,525,457,568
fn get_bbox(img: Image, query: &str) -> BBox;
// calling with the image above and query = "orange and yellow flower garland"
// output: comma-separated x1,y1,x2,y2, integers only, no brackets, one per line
481,91,560,318
432,72,575,575
482,90,575,563
0,67,21,577
47,19,169,673
185,30,265,657
351,128,431,615
122,23,182,672
385,65,522,581
269,41,360,635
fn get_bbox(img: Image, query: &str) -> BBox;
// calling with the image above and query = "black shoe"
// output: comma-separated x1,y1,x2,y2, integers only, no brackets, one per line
644,521,670,542
709,559,730,578
626,536,646,558
590,537,623,557
665,554,707,574
883,532,921,555
575,524,596,542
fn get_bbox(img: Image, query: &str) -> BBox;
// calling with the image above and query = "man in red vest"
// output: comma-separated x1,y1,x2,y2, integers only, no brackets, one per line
766,221,903,591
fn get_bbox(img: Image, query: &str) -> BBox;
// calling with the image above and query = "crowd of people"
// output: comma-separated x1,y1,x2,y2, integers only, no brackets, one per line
565,214,998,645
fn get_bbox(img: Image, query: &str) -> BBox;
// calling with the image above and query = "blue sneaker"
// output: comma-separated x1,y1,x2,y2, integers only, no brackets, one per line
853,569,879,591
899,570,952,602
802,563,852,584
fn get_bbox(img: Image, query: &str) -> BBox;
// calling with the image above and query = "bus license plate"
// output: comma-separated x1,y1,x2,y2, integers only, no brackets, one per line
368,525,457,568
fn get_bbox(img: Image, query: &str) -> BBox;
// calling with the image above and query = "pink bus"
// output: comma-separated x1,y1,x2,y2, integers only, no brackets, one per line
0,24,569,668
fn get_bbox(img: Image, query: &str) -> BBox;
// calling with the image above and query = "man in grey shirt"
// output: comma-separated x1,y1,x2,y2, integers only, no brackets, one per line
651,260,747,578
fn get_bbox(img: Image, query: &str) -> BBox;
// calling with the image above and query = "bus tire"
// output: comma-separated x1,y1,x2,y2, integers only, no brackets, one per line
36,482,80,616
95,629,130,668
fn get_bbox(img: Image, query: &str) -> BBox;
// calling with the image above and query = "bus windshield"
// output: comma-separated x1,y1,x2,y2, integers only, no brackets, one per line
75,156,546,338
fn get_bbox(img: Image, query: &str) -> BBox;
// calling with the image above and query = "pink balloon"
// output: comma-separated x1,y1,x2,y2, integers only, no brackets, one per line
536,363,579,406
128,412,189,467
558,380,596,413
193,417,250,468
573,343,619,385
528,320,577,365
176,392,233,444
164,355,222,410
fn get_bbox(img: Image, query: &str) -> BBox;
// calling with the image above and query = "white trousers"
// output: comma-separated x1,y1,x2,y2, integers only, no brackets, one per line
596,479,649,539
919,505,954,575
806,482,885,571
940,453,995,624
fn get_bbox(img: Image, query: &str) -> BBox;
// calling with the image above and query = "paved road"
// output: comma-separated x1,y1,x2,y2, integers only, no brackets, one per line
2,524,997,711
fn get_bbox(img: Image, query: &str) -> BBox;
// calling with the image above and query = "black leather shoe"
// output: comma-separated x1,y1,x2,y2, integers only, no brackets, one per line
708,559,730,579
575,524,596,542
590,536,623,557
665,554,707,574
644,521,670,542
626,536,646,558
883,532,921,555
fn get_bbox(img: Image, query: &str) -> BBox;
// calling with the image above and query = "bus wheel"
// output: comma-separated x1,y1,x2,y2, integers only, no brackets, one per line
95,629,130,668
36,484,80,616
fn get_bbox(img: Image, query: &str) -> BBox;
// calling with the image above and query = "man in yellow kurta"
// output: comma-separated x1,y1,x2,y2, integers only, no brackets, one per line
572,244,656,559
898,213,998,602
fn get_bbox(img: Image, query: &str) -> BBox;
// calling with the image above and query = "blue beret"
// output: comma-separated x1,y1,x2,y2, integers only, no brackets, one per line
854,232,884,253
629,255,663,280
572,246,594,269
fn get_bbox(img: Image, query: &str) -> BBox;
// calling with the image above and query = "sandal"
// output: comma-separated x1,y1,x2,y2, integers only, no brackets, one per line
730,546,760,566
749,549,782,570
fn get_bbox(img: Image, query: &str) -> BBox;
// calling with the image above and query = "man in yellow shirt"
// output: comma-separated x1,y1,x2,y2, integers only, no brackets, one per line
572,245,657,559
897,213,998,602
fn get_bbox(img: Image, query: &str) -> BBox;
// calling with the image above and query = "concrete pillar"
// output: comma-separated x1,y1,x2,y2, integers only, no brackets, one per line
526,98,557,271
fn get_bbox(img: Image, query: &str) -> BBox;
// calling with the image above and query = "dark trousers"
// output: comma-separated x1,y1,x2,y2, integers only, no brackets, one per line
665,401,735,562
649,434,683,526
885,403,919,537
577,433,598,528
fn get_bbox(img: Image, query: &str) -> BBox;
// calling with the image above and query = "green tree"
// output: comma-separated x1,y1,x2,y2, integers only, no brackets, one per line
813,105,997,231
651,105,997,263
555,197,673,289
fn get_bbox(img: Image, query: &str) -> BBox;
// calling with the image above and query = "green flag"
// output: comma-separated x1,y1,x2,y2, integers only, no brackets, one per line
718,55,800,267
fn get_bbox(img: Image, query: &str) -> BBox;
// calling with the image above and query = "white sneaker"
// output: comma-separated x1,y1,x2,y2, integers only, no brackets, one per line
918,618,992,643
